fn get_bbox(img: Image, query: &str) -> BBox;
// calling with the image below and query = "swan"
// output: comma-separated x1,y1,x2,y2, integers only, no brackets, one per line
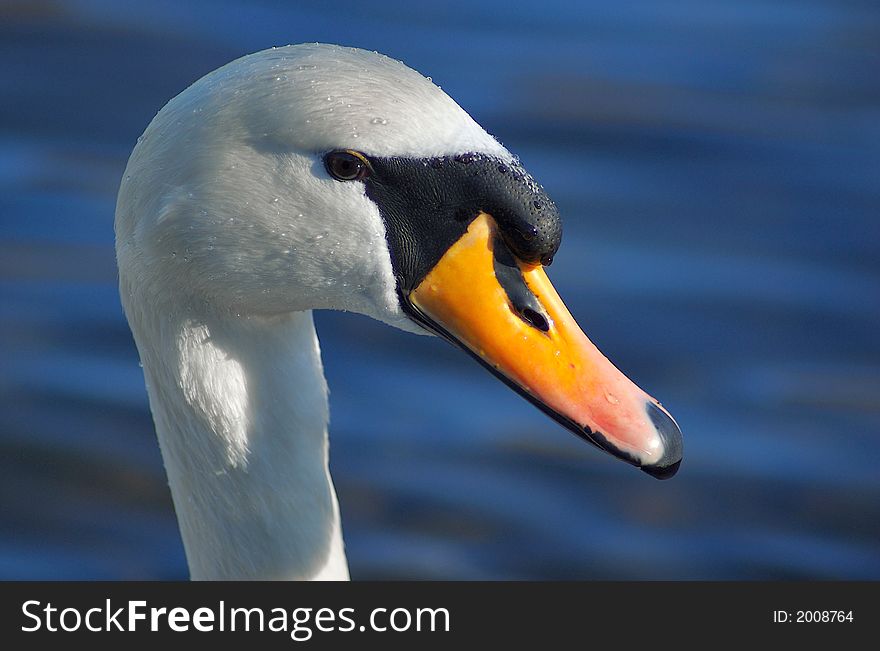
115,43,683,580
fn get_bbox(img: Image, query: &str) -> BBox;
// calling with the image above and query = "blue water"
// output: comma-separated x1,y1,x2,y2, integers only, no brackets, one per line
1,1,878,579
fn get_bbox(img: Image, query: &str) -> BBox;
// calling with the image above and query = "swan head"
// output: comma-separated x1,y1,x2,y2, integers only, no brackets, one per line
116,43,682,478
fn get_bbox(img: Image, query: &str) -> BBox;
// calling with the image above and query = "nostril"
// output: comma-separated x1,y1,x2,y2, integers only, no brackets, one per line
520,307,549,332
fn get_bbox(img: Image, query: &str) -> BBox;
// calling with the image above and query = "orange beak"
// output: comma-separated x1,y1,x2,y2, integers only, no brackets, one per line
406,213,682,478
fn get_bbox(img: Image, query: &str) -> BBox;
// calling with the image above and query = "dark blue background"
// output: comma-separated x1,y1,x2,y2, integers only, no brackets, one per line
1,0,878,579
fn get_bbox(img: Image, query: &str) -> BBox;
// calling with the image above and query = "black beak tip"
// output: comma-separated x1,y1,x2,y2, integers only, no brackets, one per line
641,458,681,480
641,401,684,480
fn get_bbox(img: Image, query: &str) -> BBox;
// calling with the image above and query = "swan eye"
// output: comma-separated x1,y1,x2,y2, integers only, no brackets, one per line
324,150,370,182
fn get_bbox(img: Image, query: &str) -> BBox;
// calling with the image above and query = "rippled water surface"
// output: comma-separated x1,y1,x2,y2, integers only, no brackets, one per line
2,0,879,579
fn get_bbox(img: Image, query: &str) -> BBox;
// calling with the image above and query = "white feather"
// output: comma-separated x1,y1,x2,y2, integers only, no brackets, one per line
116,44,514,580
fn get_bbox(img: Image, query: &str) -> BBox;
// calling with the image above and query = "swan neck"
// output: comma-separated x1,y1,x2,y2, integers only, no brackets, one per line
132,306,348,580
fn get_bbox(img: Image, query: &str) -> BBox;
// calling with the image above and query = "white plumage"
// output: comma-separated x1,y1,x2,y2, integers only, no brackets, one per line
116,44,515,580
